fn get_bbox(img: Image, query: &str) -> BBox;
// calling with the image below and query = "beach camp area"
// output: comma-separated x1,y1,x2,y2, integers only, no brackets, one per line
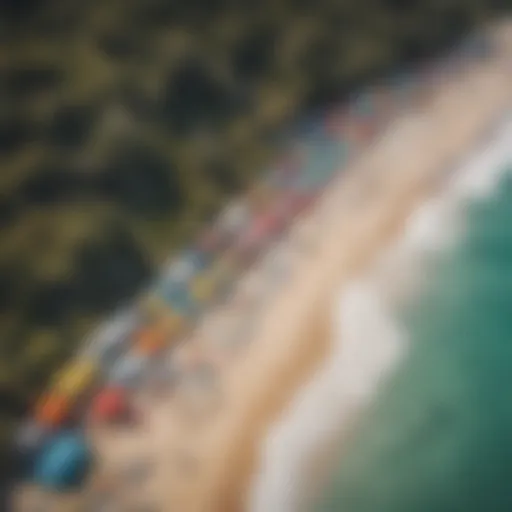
10,20,512,512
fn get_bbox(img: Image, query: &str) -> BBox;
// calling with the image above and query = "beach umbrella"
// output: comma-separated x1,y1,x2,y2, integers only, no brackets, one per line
33,431,92,491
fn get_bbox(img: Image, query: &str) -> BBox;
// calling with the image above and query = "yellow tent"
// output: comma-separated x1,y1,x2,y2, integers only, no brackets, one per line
52,359,97,398
190,272,217,304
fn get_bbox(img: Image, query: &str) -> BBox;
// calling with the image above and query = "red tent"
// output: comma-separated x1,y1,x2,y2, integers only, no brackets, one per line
90,387,131,424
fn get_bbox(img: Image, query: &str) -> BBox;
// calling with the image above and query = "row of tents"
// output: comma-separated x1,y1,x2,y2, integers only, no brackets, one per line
14,30,495,495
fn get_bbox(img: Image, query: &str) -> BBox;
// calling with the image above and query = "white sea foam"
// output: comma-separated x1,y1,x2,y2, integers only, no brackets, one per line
247,116,512,512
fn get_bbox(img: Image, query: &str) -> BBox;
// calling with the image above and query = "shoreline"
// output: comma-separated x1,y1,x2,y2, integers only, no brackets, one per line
249,114,512,512
162,42,512,512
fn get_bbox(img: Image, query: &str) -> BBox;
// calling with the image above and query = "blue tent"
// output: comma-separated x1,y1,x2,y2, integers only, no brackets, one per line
157,282,198,318
33,431,92,491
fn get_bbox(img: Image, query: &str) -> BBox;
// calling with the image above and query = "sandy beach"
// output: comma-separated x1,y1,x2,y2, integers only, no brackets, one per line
164,29,512,512
249,109,512,512
12,21,512,512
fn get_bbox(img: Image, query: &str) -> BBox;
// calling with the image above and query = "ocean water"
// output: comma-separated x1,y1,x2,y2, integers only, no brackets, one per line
317,142,512,508
248,119,512,512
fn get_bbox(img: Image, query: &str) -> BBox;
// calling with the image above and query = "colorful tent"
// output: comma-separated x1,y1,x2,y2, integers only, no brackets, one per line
51,359,97,398
157,282,198,318
35,393,72,429
33,431,91,491
90,387,131,424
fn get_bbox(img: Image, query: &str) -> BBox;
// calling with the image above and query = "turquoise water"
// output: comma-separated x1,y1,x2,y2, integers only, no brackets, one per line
317,169,512,512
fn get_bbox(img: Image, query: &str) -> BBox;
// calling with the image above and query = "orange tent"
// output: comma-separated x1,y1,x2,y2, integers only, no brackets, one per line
35,393,71,429
133,326,168,356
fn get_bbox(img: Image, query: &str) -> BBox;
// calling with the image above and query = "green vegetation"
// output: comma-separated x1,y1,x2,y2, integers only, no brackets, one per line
0,0,508,480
